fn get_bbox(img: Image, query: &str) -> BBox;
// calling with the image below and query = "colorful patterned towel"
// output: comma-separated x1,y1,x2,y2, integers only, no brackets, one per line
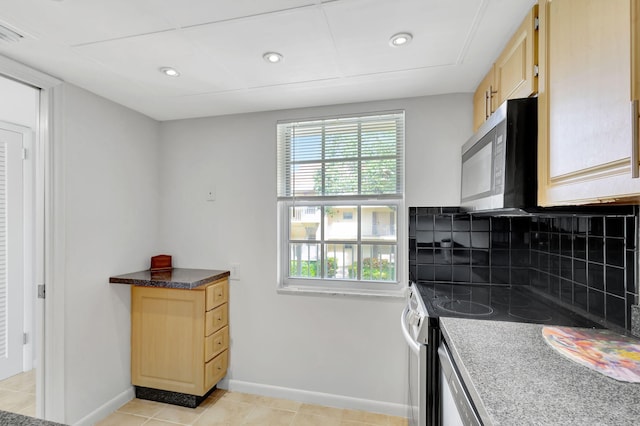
542,326,640,383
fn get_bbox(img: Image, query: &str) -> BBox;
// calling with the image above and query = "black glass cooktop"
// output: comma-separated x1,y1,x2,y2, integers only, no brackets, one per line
415,282,603,328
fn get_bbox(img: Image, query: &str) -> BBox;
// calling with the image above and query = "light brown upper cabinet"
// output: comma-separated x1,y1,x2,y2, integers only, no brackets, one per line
473,5,539,132
634,0,640,155
473,67,496,131
537,0,640,205
495,5,539,105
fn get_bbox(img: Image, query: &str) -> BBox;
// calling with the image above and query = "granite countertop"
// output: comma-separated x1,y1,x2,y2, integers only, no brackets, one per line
109,268,230,289
0,411,66,425
440,317,640,426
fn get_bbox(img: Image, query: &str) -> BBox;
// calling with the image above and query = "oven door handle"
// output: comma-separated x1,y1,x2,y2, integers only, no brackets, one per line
401,306,422,355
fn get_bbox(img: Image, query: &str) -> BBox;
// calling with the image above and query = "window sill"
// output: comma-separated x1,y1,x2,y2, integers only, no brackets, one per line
277,284,407,299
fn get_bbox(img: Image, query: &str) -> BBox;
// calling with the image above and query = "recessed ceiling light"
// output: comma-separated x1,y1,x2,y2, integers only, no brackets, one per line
389,32,413,47
159,67,180,77
263,52,283,64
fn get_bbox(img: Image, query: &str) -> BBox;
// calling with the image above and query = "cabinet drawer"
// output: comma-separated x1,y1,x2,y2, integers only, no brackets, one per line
205,350,228,390
205,304,228,336
206,280,228,311
205,326,229,362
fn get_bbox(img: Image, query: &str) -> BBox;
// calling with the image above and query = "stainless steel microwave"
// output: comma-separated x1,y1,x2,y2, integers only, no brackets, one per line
460,97,538,214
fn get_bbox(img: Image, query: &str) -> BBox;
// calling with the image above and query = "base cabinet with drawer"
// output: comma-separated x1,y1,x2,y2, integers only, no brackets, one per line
131,277,229,398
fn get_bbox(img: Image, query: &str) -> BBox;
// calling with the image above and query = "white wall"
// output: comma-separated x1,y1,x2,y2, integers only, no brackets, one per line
0,76,38,129
58,84,160,424
157,94,472,414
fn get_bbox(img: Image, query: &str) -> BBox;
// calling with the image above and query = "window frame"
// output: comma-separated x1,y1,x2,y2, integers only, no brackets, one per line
276,111,406,297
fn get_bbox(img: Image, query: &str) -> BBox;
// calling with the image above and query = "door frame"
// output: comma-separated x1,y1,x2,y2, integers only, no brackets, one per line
0,54,64,422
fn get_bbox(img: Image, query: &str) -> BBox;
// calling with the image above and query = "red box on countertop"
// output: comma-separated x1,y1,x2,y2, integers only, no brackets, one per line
150,254,172,272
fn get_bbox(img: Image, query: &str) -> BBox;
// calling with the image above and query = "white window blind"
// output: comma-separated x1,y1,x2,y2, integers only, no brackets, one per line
276,112,405,295
277,112,404,200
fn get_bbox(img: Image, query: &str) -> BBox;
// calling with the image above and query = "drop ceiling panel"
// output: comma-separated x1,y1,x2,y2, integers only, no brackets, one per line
0,0,331,47
73,6,340,95
323,0,484,75
146,0,325,28
180,7,341,88
0,0,176,45
73,30,243,96
149,65,472,121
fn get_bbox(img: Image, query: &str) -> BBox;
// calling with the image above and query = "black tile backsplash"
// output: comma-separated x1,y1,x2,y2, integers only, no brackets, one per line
409,207,532,287
409,206,640,331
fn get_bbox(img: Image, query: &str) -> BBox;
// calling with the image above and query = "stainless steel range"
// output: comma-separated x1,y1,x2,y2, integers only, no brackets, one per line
401,281,602,426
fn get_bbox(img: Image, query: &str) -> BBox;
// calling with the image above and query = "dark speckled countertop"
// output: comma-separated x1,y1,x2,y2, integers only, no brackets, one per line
440,318,640,425
0,410,66,425
109,268,230,289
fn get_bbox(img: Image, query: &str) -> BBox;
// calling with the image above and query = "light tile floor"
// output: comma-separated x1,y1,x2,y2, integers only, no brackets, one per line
0,369,36,417
98,390,409,426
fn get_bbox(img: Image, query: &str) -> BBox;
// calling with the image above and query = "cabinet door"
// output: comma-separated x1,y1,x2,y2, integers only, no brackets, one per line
633,0,640,127
538,0,638,205
131,286,206,395
495,5,538,105
473,67,496,131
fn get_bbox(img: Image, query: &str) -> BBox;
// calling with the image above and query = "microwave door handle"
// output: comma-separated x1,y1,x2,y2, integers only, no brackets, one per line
401,306,422,355
632,100,639,179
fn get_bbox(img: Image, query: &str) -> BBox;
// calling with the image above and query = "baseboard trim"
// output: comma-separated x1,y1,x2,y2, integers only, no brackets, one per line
72,386,135,426
223,379,407,417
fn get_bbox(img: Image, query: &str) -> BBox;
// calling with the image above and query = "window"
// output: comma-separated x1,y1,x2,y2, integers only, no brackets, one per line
277,112,404,295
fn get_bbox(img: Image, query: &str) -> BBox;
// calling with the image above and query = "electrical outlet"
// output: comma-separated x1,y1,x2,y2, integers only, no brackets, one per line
230,263,240,280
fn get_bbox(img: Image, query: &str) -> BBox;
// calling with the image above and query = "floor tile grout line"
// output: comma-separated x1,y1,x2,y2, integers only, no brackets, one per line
0,388,35,394
142,415,190,426
103,392,407,426
188,402,209,426
117,411,152,420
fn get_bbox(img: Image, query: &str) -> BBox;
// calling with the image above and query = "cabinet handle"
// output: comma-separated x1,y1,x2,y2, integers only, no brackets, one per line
485,87,498,118
633,100,639,179
485,90,490,119
490,88,498,113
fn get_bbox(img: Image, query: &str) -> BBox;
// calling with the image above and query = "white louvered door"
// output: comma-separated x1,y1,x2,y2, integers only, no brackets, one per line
0,126,24,381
